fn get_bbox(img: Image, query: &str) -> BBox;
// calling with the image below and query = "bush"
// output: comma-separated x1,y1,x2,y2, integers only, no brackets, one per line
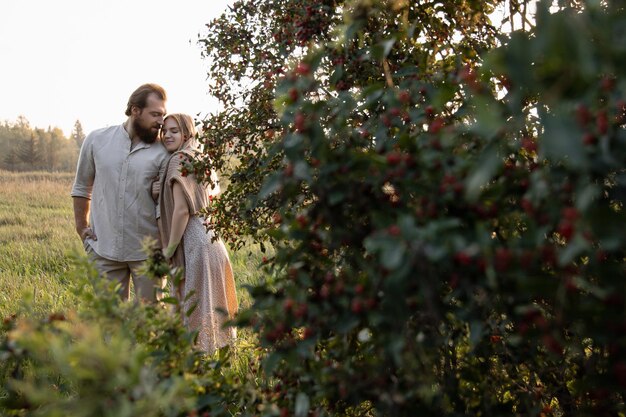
0,253,250,417
194,0,626,415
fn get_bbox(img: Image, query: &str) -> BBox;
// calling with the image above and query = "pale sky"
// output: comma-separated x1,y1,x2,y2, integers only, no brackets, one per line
0,0,232,136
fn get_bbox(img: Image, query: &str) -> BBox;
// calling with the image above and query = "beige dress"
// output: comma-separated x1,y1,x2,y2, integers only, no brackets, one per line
158,142,238,352
181,215,237,352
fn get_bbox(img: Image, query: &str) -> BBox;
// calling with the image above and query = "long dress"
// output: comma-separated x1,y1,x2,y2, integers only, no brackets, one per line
158,142,238,352
182,215,237,352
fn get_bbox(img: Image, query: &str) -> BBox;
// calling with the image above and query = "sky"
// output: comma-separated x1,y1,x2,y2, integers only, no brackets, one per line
0,0,232,136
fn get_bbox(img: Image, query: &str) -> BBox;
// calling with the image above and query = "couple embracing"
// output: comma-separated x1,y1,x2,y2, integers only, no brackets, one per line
71,83,238,353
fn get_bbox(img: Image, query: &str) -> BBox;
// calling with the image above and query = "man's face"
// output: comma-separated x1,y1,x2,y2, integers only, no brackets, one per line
132,93,166,143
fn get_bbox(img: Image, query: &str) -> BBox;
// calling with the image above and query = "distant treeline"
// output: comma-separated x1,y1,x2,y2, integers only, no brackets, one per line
0,116,84,172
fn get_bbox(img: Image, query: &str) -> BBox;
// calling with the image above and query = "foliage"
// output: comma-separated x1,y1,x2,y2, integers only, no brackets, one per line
193,0,626,415
0,253,257,417
0,171,269,416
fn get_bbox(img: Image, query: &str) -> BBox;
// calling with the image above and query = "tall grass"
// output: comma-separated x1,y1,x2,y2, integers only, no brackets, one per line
0,170,81,317
0,169,265,318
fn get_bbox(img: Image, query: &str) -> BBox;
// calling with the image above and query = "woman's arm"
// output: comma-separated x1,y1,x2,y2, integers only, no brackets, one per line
164,181,190,258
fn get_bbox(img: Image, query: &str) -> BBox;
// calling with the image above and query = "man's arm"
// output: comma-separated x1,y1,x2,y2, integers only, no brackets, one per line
73,196,97,241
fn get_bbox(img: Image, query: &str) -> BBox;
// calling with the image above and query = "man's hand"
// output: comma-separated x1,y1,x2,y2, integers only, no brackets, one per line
151,176,161,201
73,197,96,242
78,226,97,242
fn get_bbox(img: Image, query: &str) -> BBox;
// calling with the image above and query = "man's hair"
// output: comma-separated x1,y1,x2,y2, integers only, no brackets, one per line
125,83,167,116
164,113,197,139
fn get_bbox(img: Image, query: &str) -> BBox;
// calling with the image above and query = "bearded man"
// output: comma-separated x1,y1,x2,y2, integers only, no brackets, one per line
71,83,169,302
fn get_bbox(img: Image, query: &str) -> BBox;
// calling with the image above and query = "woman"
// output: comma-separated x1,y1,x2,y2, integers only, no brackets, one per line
157,113,238,353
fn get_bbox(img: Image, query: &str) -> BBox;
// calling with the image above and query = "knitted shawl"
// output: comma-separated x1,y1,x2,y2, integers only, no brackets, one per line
158,140,218,270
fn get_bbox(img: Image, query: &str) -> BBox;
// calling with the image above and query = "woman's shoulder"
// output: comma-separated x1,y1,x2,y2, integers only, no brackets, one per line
167,151,189,168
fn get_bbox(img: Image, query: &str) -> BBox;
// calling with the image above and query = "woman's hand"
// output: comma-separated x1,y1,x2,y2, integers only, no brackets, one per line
163,242,178,259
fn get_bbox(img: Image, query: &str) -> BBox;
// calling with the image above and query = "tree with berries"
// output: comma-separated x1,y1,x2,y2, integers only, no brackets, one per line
195,0,626,415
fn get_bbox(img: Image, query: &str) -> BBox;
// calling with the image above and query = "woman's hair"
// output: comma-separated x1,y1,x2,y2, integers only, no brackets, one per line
125,83,167,116
165,113,219,195
164,113,197,140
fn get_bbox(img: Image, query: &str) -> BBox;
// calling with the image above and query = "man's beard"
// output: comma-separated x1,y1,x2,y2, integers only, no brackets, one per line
133,118,160,144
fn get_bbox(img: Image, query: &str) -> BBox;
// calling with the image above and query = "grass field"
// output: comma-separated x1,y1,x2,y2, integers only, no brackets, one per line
0,170,264,319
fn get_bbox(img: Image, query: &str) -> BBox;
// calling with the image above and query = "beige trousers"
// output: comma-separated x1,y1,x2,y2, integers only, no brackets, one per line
84,240,161,302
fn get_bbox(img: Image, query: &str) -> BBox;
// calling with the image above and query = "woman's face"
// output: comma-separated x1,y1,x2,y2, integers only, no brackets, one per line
162,117,185,152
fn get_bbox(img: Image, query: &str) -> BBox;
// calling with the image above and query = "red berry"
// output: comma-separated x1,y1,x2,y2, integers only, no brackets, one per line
521,137,537,153
597,110,608,135
582,133,597,145
388,225,401,236
601,75,616,92
351,298,363,314
296,214,308,228
294,303,308,318
429,117,444,133
283,298,294,312
575,104,591,127
557,220,574,241
541,245,557,267
561,206,579,221
521,198,534,215
302,327,314,339
295,62,310,75
319,284,330,299
448,273,459,289
494,247,513,272
386,152,402,165
294,112,306,132
454,251,472,266
398,90,410,104
283,163,294,177
542,334,562,354
288,87,299,102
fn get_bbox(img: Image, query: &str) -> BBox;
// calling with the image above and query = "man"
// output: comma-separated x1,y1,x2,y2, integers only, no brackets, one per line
71,83,169,301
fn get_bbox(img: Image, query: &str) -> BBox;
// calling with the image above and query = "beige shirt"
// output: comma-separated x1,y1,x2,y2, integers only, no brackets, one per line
71,124,169,261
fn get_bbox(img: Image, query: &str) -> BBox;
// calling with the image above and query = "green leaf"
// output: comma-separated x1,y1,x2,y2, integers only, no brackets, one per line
575,183,600,211
465,144,501,202
284,133,304,150
540,109,587,169
329,67,344,84
328,190,345,205
468,96,504,140
185,302,198,317
263,351,283,374
258,173,282,199
381,241,406,270
558,235,589,266
371,38,396,60
159,297,179,305
469,321,484,350
293,160,312,182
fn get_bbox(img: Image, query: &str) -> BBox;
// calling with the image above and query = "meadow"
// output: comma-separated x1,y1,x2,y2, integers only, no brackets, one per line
0,169,263,319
